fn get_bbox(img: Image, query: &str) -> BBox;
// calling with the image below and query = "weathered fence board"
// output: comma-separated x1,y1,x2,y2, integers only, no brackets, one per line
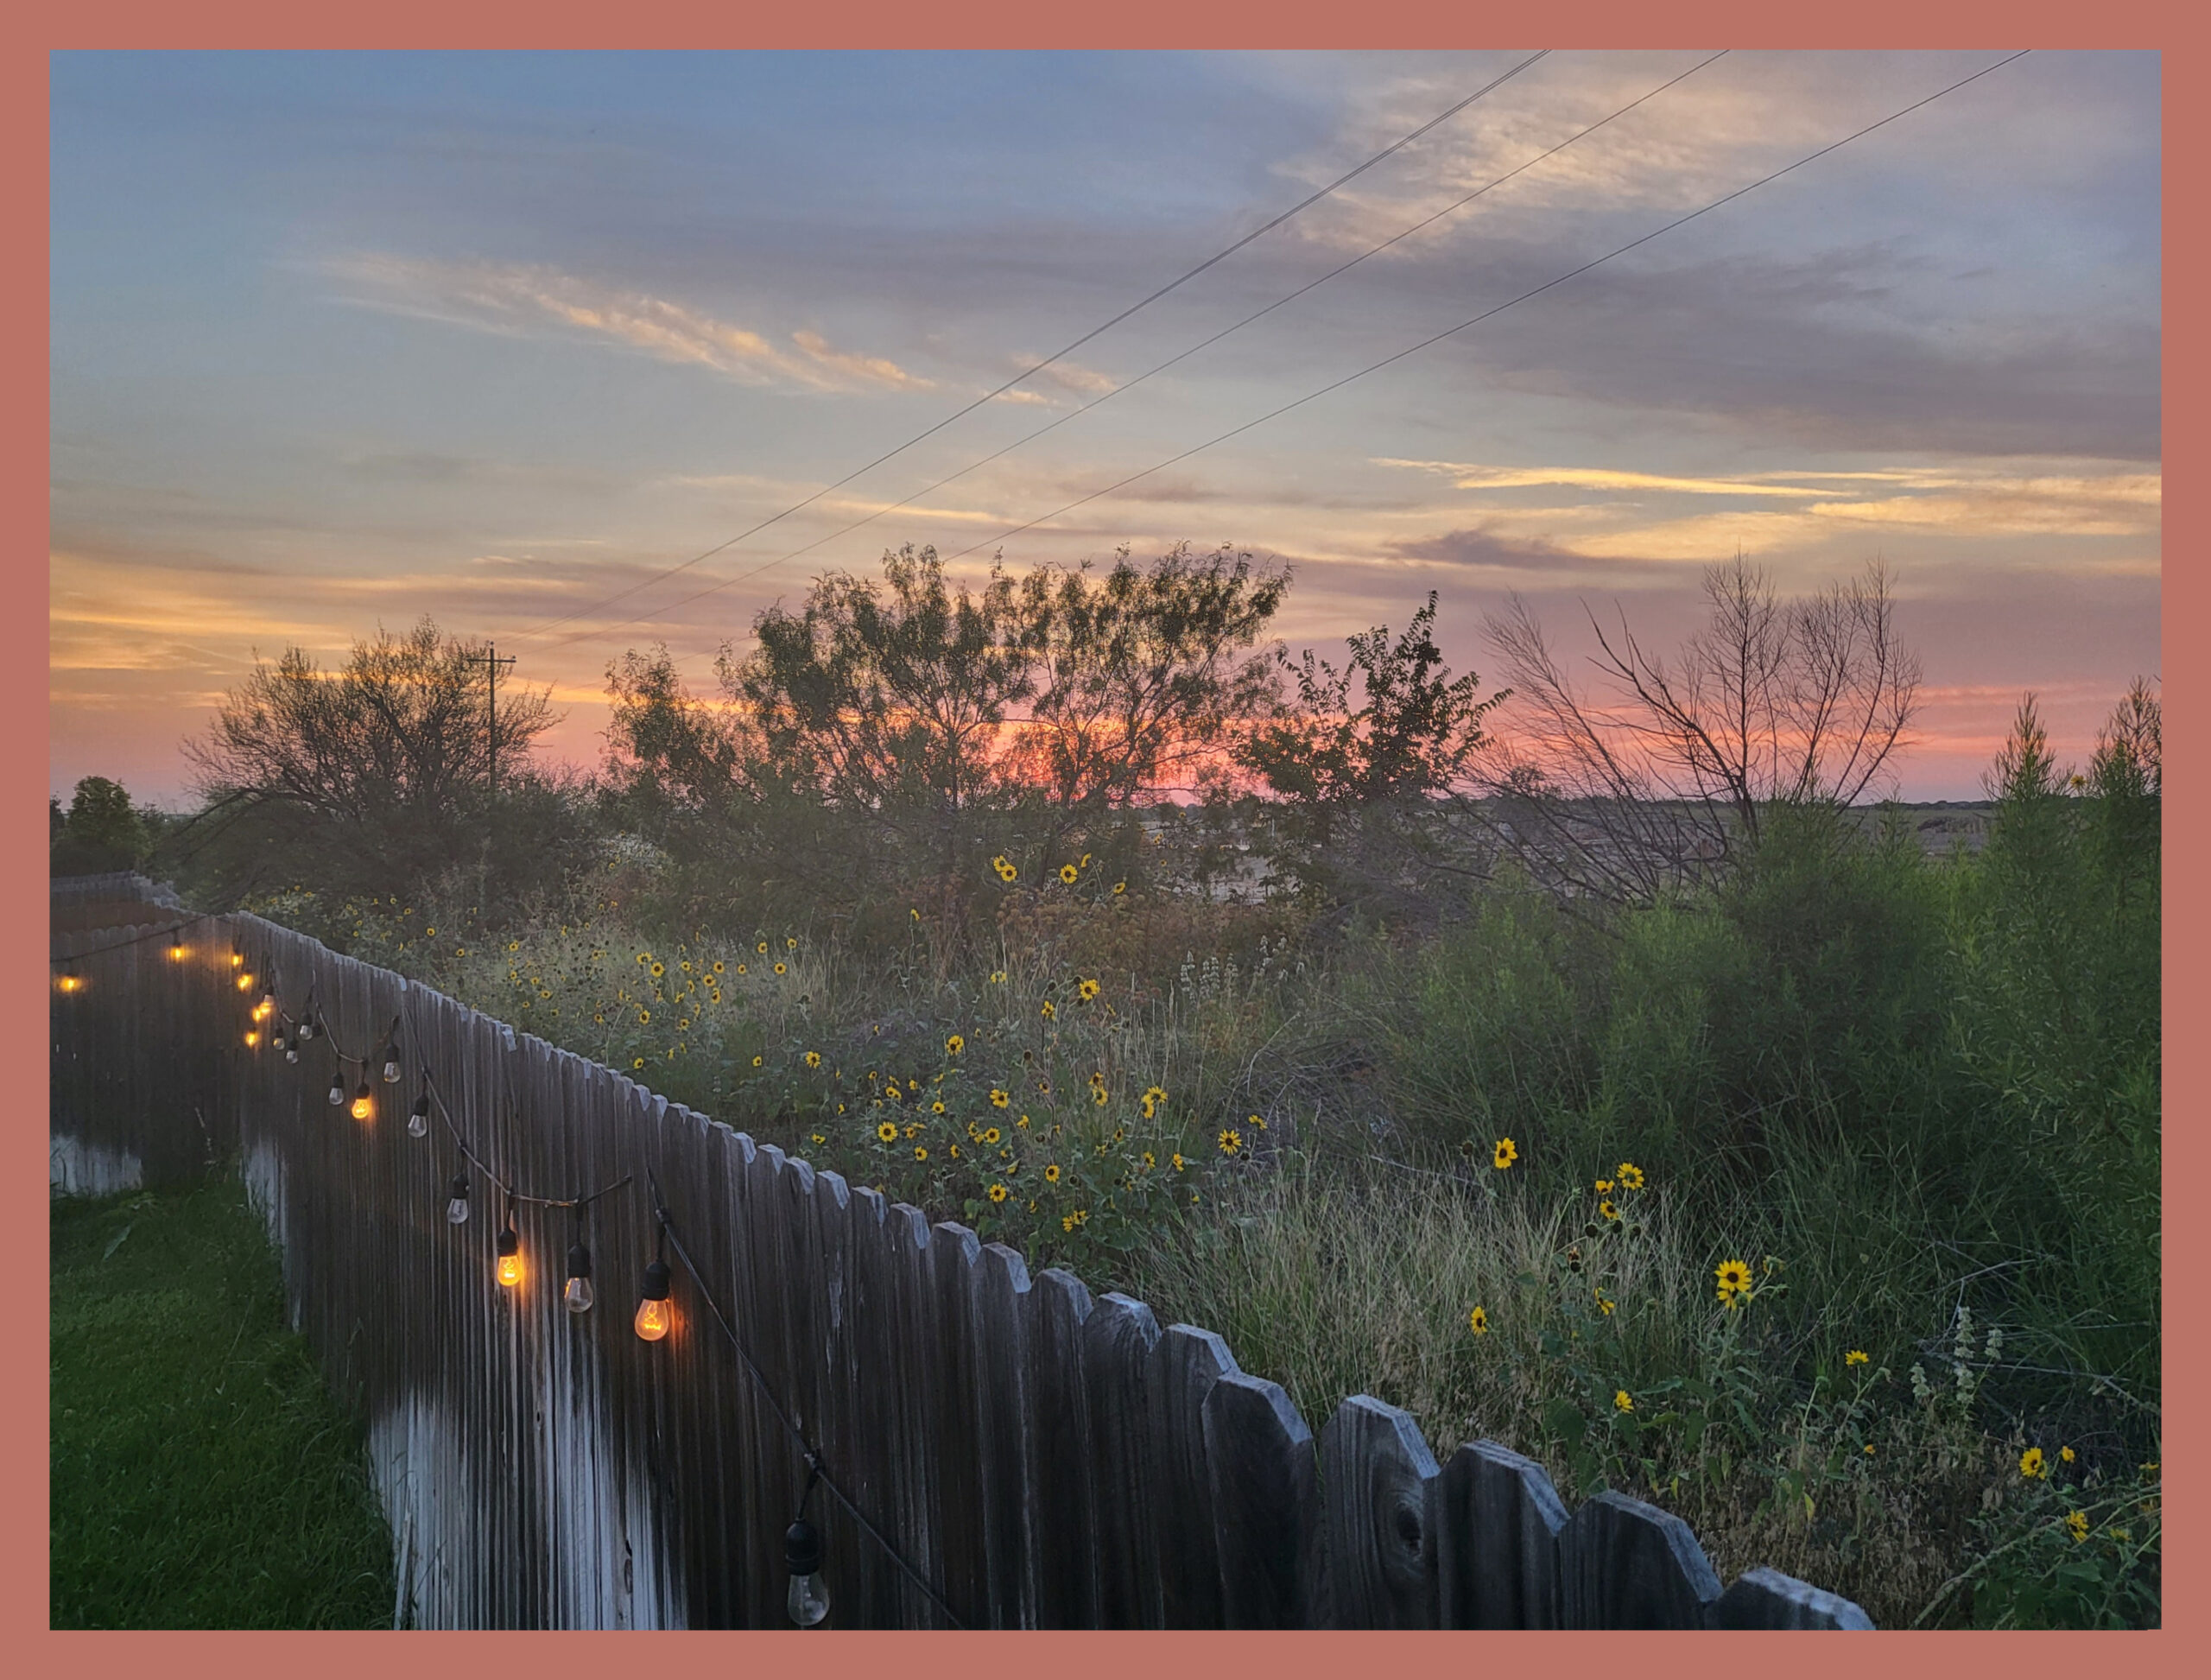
50,881,1876,1632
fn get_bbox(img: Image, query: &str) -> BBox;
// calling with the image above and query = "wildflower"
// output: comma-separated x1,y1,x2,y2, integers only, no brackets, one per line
773,961,788,976
1093,1087,1110,1107
991,970,1007,984
713,960,725,974
2142,1461,2159,1475
636,953,647,966
998,862,1017,882
1017,1113,1030,1128
1599,1200,1619,1222
2058,1445,2075,1463
987,1182,1010,1204
1081,853,1092,867
1141,1097,1157,1119
914,1147,928,1163
1113,880,1126,894
947,1034,965,1056
1715,1259,1753,1300
1492,1138,1518,1170
806,1051,821,1068
905,1124,922,1140
1617,1163,1645,1191
650,961,665,978
2065,1510,2089,1544
1171,1153,1186,1172
1062,1214,1075,1233
932,1100,947,1115
787,937,798,949
751,1055,763,1068
633,1058,645,1069
1469,1306,1491,1336
984,1127,1001,1145
2110,1526,2131,1543
1078,978,1100,1001
1847,1350,1869,1367
1594,1178,1614,1194
885,1084,903,1103
736,964,747,976
1864,1443,1875,1455
811,1133,826,1145
1088,1070,1106,1087
1060,864,1079,884
1044,1164,1061,1184
2019,1447,2047,1480
1595,1291,1616,1316
1142,1151,1156,1170
757,941,769,954
877,1121,899,1144
912,908,922,921
1219,1129,1243,1157
680,960,691,972
1247,1113,1266,1131
1071,1209,1088,1227
1614,1391,1634,1414
1041,1000,1056,1020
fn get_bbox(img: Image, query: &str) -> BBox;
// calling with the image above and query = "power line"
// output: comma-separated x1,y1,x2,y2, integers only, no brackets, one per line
535,50,1730,651
510,49,1553,645
930,50,2034,566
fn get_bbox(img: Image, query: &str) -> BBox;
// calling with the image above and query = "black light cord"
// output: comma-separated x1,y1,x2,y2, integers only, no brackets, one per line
647,1169,969,1629
48,908,225,965
420,1065,631,1208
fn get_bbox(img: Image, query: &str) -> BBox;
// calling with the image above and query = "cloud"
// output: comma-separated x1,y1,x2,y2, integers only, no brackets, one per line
1374,459,1831,498
318,253,933,394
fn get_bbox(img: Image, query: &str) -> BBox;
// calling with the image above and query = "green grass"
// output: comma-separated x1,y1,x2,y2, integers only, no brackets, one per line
50,1175,395,1629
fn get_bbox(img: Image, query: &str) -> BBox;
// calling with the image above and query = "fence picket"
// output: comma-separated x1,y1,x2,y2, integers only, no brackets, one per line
1435,1440,1568,1629
1201,1370,1314,1628
1562,1489,1726,1628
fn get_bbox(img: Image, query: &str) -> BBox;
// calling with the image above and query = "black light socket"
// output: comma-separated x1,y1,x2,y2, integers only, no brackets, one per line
784,1518,823,1577
640,1259,672,1302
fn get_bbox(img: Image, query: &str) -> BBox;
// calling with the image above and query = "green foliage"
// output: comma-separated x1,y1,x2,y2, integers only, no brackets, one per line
51,1178,394,1628
51,775,147,876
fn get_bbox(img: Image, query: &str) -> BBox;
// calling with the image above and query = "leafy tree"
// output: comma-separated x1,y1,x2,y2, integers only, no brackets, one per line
175,618,563,907
51,776,145,876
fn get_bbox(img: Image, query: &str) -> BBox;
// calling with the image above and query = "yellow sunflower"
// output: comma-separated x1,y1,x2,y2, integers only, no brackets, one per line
877,1121,899,1144
1469,1306,1491,1336
1492,1138,1518,1170
1060,864,1079,884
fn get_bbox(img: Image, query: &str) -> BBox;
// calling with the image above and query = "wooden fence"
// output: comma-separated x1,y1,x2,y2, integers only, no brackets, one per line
50,878,1872,1631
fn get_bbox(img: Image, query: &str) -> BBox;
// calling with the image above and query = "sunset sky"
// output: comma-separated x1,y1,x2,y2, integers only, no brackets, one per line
49,48,2160,806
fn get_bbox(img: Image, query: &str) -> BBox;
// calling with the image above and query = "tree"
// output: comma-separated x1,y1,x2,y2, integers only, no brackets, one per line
1479,556,1921,904
50,776,145,876
179,618,561,903
1013,542,1287,824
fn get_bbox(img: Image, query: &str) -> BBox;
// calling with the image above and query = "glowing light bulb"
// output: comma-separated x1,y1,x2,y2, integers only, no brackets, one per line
237,972,254,992
785,1520,831,1626
327,1072,345,1107
168,942,186,963
244,1028,261,1048
260,988,276,1014
383,1056,402,1084
271,1027,288,1053
563,1242,595,1314
230,949,244,969
633,1260,673,1341
496,1224,523,1288
409,1094,430,1138
58,972,80,993
351,1077,373,1121
446,1176,471,1225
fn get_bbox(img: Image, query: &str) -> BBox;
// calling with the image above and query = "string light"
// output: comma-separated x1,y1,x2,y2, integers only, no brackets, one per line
634,1257,674,1341
785,1464,831,1626
383,1051,402,1084
57,964,81,994
446,1174,471,1226
236,969,255,993
259,986,276,1016
327,1070,345,1107
496,1206,523,1289
284,1029,300,1065
168,941,186,963
230,947,244,969
351,1075,374,1122
563,1239,595,1315
409,1092,431,1138
244,1027,261,1048
295,1010,314,1043
271,1024,288,1055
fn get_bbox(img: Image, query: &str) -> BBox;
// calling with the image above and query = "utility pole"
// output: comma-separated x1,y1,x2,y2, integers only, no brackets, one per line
464,642,517,801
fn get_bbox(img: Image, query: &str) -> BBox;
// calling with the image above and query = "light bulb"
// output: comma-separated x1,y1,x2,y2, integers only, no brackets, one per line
58,973,79,993
446,1176,471,1225
168,943,186,963
785,1520,830,1626
271,1028,288,1053
237,972,254,992
328,1073,345,1107
633,1259,674,1341
230,949,243,969
285,1044,300,1064
260,989,276,1014
563,1241,594,1314
496,1225,523,1288
383,1056,402,1084
296,1018,313,1042
244,1029,261,1048
408,1094,430,1138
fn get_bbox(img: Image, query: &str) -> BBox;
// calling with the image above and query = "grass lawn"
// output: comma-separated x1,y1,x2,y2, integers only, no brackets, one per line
51,1174,395,1628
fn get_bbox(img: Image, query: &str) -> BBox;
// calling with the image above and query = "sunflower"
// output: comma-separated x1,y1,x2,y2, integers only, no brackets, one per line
1599,1200,1620,1222
990,1088,1010,1107
1492,1138,1518,1170
1468,1306,1491,1336
1140,1097,1157,1119
2019,1447,2047,1479
947,1034,965,1056
1078,978,1100,1001
991,970,1007,984
1040,1000,1056,1021
914,1146,929,1162
1247,1113,1267,1131
806,1050,821,1068
1017,1114,1030,1129
1145,1086,1169,1107
1113,880,1126,894
787,937,798,949
997,862,1017,882
877,1121,899,1144
1846,1349,1869,1366
649,961,665,978
773,961,788,976
1594,1178,1615,1194
983,1126,1001,1145
1617,1162,1645,1191
2065,1509,2089,1544
1172,1152,1186,1171
932,1100,947,1115
712,960,725,974
1060,864,1079,884
1714,1258,1754,1299
736,963,747,975
2060,1445,2076,1463
1043,1164,1061,1184
1614,1391,1634,1414
1595,1291,1617,1317
757,941,770,954
1141,1151,1156,1170
1093,1087,1110,1107
751,1055,763,1068
1219,1129,1243,1156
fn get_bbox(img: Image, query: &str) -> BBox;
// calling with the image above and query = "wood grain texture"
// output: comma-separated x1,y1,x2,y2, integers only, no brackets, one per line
1708,1568,1876,1629
1201,1370,1315,1628
1148,1324,1238,1627
1435,1439,1568,1629
1027,1267,1099,1628
1083,1291,1164,1626
1317,1395,1441,1629
1562,1488,1725,1628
